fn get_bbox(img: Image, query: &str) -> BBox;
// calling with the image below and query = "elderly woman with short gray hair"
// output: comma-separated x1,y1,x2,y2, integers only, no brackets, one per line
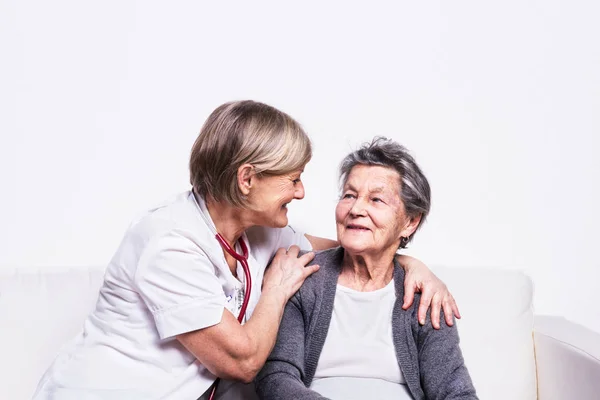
256,137,477,399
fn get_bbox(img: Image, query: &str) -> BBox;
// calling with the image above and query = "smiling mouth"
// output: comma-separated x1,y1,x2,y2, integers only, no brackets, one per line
347,224,370,231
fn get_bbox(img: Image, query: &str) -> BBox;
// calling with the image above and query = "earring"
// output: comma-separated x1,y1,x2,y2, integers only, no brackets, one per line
400,236,409,247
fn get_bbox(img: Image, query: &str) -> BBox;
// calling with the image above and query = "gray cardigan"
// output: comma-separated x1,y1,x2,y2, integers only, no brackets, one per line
255,247,477,400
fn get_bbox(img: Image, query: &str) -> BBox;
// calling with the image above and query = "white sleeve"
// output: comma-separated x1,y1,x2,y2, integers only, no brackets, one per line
275,225,312,251
134,228,226,340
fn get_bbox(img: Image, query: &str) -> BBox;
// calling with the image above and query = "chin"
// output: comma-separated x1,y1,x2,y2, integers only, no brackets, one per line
275,208,289,227
270,215,289,228
343,247,368,255
273,220,288,228
339,240,367,254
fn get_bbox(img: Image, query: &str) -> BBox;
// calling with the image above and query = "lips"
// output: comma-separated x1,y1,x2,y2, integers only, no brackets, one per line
347,224,370,231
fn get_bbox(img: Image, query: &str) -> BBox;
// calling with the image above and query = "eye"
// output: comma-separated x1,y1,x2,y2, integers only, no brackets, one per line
372,197,384,203
342,193,356,199
292,178,301,185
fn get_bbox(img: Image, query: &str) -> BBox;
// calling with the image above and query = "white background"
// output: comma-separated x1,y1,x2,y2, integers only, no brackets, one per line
1,1,599,332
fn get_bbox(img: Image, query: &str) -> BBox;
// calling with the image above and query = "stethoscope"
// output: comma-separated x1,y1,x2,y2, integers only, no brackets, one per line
192,191,254,399
207,233,252,400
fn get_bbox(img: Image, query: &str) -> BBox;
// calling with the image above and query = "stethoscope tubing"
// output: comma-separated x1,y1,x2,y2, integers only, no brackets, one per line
208,233,252,400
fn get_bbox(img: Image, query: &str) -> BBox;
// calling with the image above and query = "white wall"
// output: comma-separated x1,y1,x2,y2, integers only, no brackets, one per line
2,1,599,332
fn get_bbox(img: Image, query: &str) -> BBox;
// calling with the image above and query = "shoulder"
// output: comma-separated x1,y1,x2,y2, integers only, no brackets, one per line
307,247,344,267
295,247,343,292
298,246,344,276
406,295,458,345
124,192,211,252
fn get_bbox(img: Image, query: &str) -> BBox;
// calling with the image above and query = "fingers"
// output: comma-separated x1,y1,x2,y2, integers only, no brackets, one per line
453,303,461,320
286,245,301,257
282,246,316,267
402,280,416,310
264,247,319,298
274,247,288,258
440,292,460,326
442,297,455,326
297,250,316,265
430,293,442,330
303,264,320,278
417,289,433,326
274,246,315,264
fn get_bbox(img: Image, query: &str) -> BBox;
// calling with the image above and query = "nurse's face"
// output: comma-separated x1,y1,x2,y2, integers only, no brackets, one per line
246,169,305,228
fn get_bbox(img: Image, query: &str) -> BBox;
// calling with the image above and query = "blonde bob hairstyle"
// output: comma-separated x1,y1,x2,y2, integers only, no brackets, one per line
189,100,312,207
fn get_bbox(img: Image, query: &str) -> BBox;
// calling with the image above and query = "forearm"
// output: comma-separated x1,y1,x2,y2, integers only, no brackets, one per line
395,254,419,272
220,287,288,381
179,246,319,381
239,287,289,371
177,287,288,382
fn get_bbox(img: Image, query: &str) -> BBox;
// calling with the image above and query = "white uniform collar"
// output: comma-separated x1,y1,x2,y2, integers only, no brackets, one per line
191,190,218,236
190,190,252,260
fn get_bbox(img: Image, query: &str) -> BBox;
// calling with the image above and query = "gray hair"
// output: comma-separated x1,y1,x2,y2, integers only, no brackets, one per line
339,137,431,248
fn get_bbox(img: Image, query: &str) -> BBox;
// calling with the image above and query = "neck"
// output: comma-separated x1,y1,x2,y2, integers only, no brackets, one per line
205,198,252,248
339,248,397,291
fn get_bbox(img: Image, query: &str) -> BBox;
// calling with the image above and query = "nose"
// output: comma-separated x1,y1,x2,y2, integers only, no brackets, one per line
349,197,367,216
294,181,305,200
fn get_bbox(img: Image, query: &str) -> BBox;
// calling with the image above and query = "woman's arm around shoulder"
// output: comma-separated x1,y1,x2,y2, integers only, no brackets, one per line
305,233,462,329
397,254,462,329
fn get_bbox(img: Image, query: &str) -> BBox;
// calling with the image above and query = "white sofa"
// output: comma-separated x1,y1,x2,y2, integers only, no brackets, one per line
1,265,599,400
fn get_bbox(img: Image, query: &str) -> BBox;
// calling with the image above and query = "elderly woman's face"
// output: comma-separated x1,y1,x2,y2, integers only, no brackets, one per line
336,165,414,257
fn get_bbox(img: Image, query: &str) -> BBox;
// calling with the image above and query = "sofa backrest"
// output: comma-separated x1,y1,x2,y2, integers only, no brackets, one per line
0,265,537,399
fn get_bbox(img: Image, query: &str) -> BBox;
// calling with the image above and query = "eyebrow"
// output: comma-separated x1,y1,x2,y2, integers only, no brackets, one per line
344,183,388,194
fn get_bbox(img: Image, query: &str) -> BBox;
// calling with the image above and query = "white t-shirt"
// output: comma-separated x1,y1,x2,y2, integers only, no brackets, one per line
33,191,310,400
311,280,411,399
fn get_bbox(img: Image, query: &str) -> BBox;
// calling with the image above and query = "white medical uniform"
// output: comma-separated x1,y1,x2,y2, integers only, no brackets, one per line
33,191,310,400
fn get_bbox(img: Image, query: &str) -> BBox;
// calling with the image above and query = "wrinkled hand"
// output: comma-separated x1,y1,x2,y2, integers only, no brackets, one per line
397,255,461,329
263,246,320,300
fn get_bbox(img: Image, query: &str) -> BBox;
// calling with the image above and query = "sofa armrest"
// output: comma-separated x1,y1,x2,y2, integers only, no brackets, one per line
534,315,600,400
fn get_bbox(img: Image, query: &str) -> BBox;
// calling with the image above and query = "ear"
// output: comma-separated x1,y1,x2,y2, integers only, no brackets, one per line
237,163,255,196
400,214,422,239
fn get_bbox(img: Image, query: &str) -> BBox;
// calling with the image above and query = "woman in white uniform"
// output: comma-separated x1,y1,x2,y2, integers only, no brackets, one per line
33,101,459,400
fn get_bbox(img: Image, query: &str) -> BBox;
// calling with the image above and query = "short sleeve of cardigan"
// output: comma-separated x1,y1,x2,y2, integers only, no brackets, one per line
134,228,226,340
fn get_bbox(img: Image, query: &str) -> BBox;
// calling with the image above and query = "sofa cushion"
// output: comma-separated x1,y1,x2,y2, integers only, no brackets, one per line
0,265,537,399
434,266,537,400
0,267,105,400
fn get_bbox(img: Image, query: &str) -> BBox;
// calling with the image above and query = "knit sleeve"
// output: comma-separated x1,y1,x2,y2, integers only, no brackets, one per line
416,310,479,400
255,293,329,400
